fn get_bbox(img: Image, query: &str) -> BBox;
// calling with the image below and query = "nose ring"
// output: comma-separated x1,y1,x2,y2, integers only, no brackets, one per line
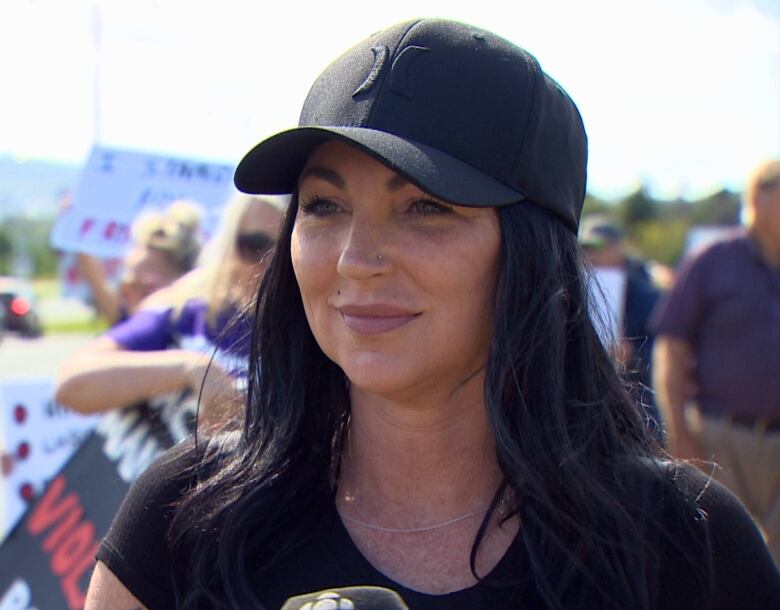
376,254,383,261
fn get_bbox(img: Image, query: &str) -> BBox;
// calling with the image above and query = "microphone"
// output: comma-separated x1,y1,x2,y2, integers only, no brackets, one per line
279,586,410,610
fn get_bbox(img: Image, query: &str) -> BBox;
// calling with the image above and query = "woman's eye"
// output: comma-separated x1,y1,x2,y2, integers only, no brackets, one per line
409,199,453,216
298,195,342,216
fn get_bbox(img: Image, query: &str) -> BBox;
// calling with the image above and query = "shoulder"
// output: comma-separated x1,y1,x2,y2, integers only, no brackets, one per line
133,435,202,491
650,234,742,331
103,438,202,544
616,459,779,607
685,229,749,267
111,432,236,519
656,460,761,537
96,438,206,610
624,261,660,314
667,462,770,548
615,458,775,564
180,297,208,315
659,462,780,607
104,306,176,351
174,297,209,328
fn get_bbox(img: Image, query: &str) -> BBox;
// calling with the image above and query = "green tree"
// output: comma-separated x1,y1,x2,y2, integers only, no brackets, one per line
690,189,741,226
630,218,688,266
0,225,13,274
582,193,613,217
618,185,658,228
0,217,58,278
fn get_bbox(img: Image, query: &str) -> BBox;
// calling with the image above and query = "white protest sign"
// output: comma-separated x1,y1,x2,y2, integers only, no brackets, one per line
50,146,235,258
0,379,98,542
588,267,627,348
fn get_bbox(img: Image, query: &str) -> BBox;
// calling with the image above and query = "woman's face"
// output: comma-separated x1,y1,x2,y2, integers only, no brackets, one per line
291,141,501,401
120,246,182,314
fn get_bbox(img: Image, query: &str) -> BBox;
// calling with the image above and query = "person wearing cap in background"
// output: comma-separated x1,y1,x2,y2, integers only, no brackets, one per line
85,19,779,610
579,215,664,441
652,158,780,566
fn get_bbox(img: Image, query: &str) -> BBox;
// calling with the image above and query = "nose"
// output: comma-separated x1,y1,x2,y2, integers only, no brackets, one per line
336,215,389,279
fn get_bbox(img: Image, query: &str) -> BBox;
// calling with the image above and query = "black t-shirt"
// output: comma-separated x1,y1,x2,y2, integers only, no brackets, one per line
97,440,780,610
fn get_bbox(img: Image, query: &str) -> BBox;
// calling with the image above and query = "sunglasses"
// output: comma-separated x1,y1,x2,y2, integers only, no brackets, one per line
236,232,275,263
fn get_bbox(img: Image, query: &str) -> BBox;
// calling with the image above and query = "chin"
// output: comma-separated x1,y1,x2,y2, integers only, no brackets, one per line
339,355,419,396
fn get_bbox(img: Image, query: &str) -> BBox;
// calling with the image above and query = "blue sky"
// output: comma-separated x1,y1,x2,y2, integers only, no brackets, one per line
1,0,778,200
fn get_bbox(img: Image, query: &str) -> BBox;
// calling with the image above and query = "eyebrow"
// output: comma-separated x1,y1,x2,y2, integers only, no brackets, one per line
299,165,411,192
298,166,345,189
385,174,410,192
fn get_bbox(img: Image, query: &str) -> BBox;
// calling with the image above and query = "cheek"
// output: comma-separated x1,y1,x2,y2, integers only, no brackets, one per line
464,258,499,332
291,228,320,292
291,227,337,327
424,239,499,333
463,239,500,338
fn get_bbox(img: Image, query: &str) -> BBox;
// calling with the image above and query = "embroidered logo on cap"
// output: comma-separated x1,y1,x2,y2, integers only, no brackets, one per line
389,45,431,98
352,46,388,97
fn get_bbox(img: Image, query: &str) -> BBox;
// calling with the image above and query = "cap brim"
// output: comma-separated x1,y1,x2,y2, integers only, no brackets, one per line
234,126,526,207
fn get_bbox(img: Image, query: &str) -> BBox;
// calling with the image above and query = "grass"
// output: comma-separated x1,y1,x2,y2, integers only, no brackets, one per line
43,317,107,335
31,277,60,299
29,277,108,335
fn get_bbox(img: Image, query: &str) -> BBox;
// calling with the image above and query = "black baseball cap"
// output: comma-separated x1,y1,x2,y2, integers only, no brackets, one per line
235,18,588,231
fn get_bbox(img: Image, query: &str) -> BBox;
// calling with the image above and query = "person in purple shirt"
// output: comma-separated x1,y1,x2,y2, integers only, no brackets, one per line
55,193,285,430
652,158,780,565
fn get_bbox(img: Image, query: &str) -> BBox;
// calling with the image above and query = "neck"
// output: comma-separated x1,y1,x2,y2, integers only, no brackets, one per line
337,375,504,523
749,226,780,267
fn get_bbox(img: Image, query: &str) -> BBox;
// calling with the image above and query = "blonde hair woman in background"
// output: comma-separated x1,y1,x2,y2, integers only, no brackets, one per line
76,199,203,325
56,194,284,428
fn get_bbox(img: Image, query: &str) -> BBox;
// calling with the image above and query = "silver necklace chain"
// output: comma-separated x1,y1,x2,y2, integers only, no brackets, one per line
338,506,490,534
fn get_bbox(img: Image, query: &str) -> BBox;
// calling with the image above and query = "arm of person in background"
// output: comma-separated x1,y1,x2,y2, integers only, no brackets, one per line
77,253,122,325
652,335,699,459
54,336,239,417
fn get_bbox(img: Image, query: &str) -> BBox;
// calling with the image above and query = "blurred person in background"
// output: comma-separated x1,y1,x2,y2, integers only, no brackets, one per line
55,194,284,429
652,158,780,564
76,199,202,325
579,216,664,440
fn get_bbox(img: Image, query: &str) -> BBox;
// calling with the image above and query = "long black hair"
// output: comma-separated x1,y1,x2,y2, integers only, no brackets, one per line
169,196,710,609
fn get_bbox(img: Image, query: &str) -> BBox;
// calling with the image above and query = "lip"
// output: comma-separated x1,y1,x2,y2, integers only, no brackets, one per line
337,303,420,336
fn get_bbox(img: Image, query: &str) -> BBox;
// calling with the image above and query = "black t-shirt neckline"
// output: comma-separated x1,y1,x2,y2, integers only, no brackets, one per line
315,497,528,608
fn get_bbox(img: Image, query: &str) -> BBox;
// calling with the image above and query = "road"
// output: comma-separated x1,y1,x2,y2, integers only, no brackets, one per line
0,333,93,380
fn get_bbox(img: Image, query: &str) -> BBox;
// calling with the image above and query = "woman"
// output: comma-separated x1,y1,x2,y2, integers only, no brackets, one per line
55,194,283,425
75,199,203,326
86,19,780,610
